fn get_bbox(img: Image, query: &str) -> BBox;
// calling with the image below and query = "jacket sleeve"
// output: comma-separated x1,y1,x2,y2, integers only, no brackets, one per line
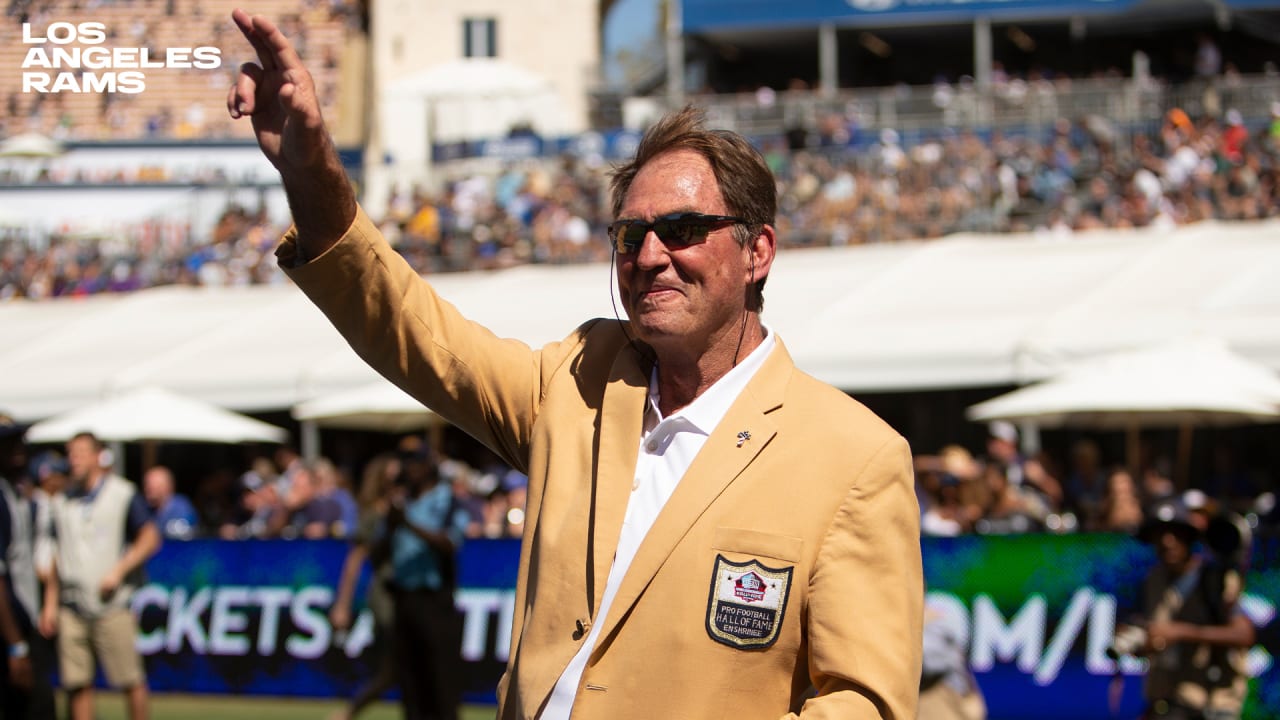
280,205,588,473
786,435,924,720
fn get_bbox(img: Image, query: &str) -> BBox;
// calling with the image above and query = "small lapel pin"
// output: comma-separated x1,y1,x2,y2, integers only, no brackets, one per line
736,430,751,447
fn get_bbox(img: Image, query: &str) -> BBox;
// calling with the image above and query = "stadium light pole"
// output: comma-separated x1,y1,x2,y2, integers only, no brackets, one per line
973,16,993,126
819,22,838,98
665,0,685,107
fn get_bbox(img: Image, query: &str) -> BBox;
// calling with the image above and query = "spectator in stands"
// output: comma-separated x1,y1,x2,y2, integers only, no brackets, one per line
1139,448,1178,510
221,459,284,539
478,487,526,539
916,446,984,537
984,421,1062,521
40,432,160,720
278,460,344,539
1268,102,1280,149
4,93,1280,299
273,444,305,495
1093,467,1144,534
313,457,359,538
1194,33,1223,79
142,465,198,540
1063,439,1108,528
975,460,1043,534
919,472,970,537
1221,109,1249,163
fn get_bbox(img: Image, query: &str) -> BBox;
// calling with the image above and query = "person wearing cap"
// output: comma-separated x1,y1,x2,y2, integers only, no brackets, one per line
228,10,921,720
1118,499,1255,720
984,421,1062,525
27,452,67,588
0,414,56,719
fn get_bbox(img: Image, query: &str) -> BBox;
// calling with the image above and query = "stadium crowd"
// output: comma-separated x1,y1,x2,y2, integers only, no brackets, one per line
2,102,1280,300
12,418,1276,546
21,435,529,544
914,422,1276,538
2,0,359,142
12,407,1280,540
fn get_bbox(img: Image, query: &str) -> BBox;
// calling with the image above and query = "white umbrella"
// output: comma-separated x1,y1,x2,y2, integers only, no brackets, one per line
966,337,1280,429
0,132,64,158
292,380,440,433
25,386,289,444
966,337,1280,481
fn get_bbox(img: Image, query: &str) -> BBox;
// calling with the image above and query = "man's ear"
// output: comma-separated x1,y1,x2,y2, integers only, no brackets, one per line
746,224,777,284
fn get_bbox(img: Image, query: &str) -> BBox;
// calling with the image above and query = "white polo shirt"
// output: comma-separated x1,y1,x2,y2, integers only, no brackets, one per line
542,329,777,719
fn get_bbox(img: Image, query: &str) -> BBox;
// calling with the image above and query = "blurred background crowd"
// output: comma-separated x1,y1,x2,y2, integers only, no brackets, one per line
9,415,1276,549
2,102,1279,299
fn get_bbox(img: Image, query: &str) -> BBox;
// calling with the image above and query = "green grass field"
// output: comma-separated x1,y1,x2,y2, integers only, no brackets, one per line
79,693,497,720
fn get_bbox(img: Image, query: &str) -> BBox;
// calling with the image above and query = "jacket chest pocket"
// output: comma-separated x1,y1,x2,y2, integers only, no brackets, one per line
705,528,803,650
712,527,803,563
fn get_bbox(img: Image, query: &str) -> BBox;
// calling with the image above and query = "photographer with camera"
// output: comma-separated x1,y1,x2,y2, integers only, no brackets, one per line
381,439,470,720
1112,497,1255,720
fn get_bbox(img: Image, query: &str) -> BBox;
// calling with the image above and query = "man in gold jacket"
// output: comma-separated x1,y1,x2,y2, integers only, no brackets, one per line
229,10,922,719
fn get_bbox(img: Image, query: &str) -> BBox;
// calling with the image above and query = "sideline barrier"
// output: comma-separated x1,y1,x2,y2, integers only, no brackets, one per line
135,534,1279,719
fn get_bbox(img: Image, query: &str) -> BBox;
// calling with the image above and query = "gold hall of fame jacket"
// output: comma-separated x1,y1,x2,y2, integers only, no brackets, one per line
280,206,924,720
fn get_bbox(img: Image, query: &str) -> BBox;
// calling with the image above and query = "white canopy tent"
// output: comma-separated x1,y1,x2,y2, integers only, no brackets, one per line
25,386,289,444
965,337,1280,481
24,385,289,474
293,380,442,433
966,337,1280,430
1,219,1278,426
0,132,64,158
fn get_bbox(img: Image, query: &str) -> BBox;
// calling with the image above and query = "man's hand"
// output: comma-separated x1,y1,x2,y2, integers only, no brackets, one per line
227,8,356,253
1146,620,1184,652
7,653,32,690
38,605,57,638
227,9,328,175
330,600,352,632
100,567,124,600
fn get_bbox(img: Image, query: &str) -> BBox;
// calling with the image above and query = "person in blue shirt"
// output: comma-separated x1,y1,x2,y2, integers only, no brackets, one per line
382,440,469,720
313,458,359,540
142,466,199,540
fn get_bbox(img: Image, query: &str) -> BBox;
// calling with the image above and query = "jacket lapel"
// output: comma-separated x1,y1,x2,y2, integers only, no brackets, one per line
588,343,650,617
519,342,650,716
592,341,794,648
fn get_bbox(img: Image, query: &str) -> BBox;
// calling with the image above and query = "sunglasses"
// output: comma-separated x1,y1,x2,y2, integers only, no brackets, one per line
607,212,747,254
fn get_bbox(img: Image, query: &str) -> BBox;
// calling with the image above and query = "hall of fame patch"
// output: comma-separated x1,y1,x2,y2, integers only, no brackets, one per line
705,554,793,649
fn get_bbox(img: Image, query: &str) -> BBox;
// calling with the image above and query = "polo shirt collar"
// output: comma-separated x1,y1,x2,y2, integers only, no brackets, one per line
646,326,777,435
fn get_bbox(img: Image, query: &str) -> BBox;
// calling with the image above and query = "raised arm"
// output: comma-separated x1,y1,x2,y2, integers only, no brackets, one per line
227,8,355,256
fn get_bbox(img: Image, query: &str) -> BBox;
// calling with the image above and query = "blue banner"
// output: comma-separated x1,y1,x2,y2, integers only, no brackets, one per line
431,129,644,165
683,0,1143,33
134,534,1280,717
